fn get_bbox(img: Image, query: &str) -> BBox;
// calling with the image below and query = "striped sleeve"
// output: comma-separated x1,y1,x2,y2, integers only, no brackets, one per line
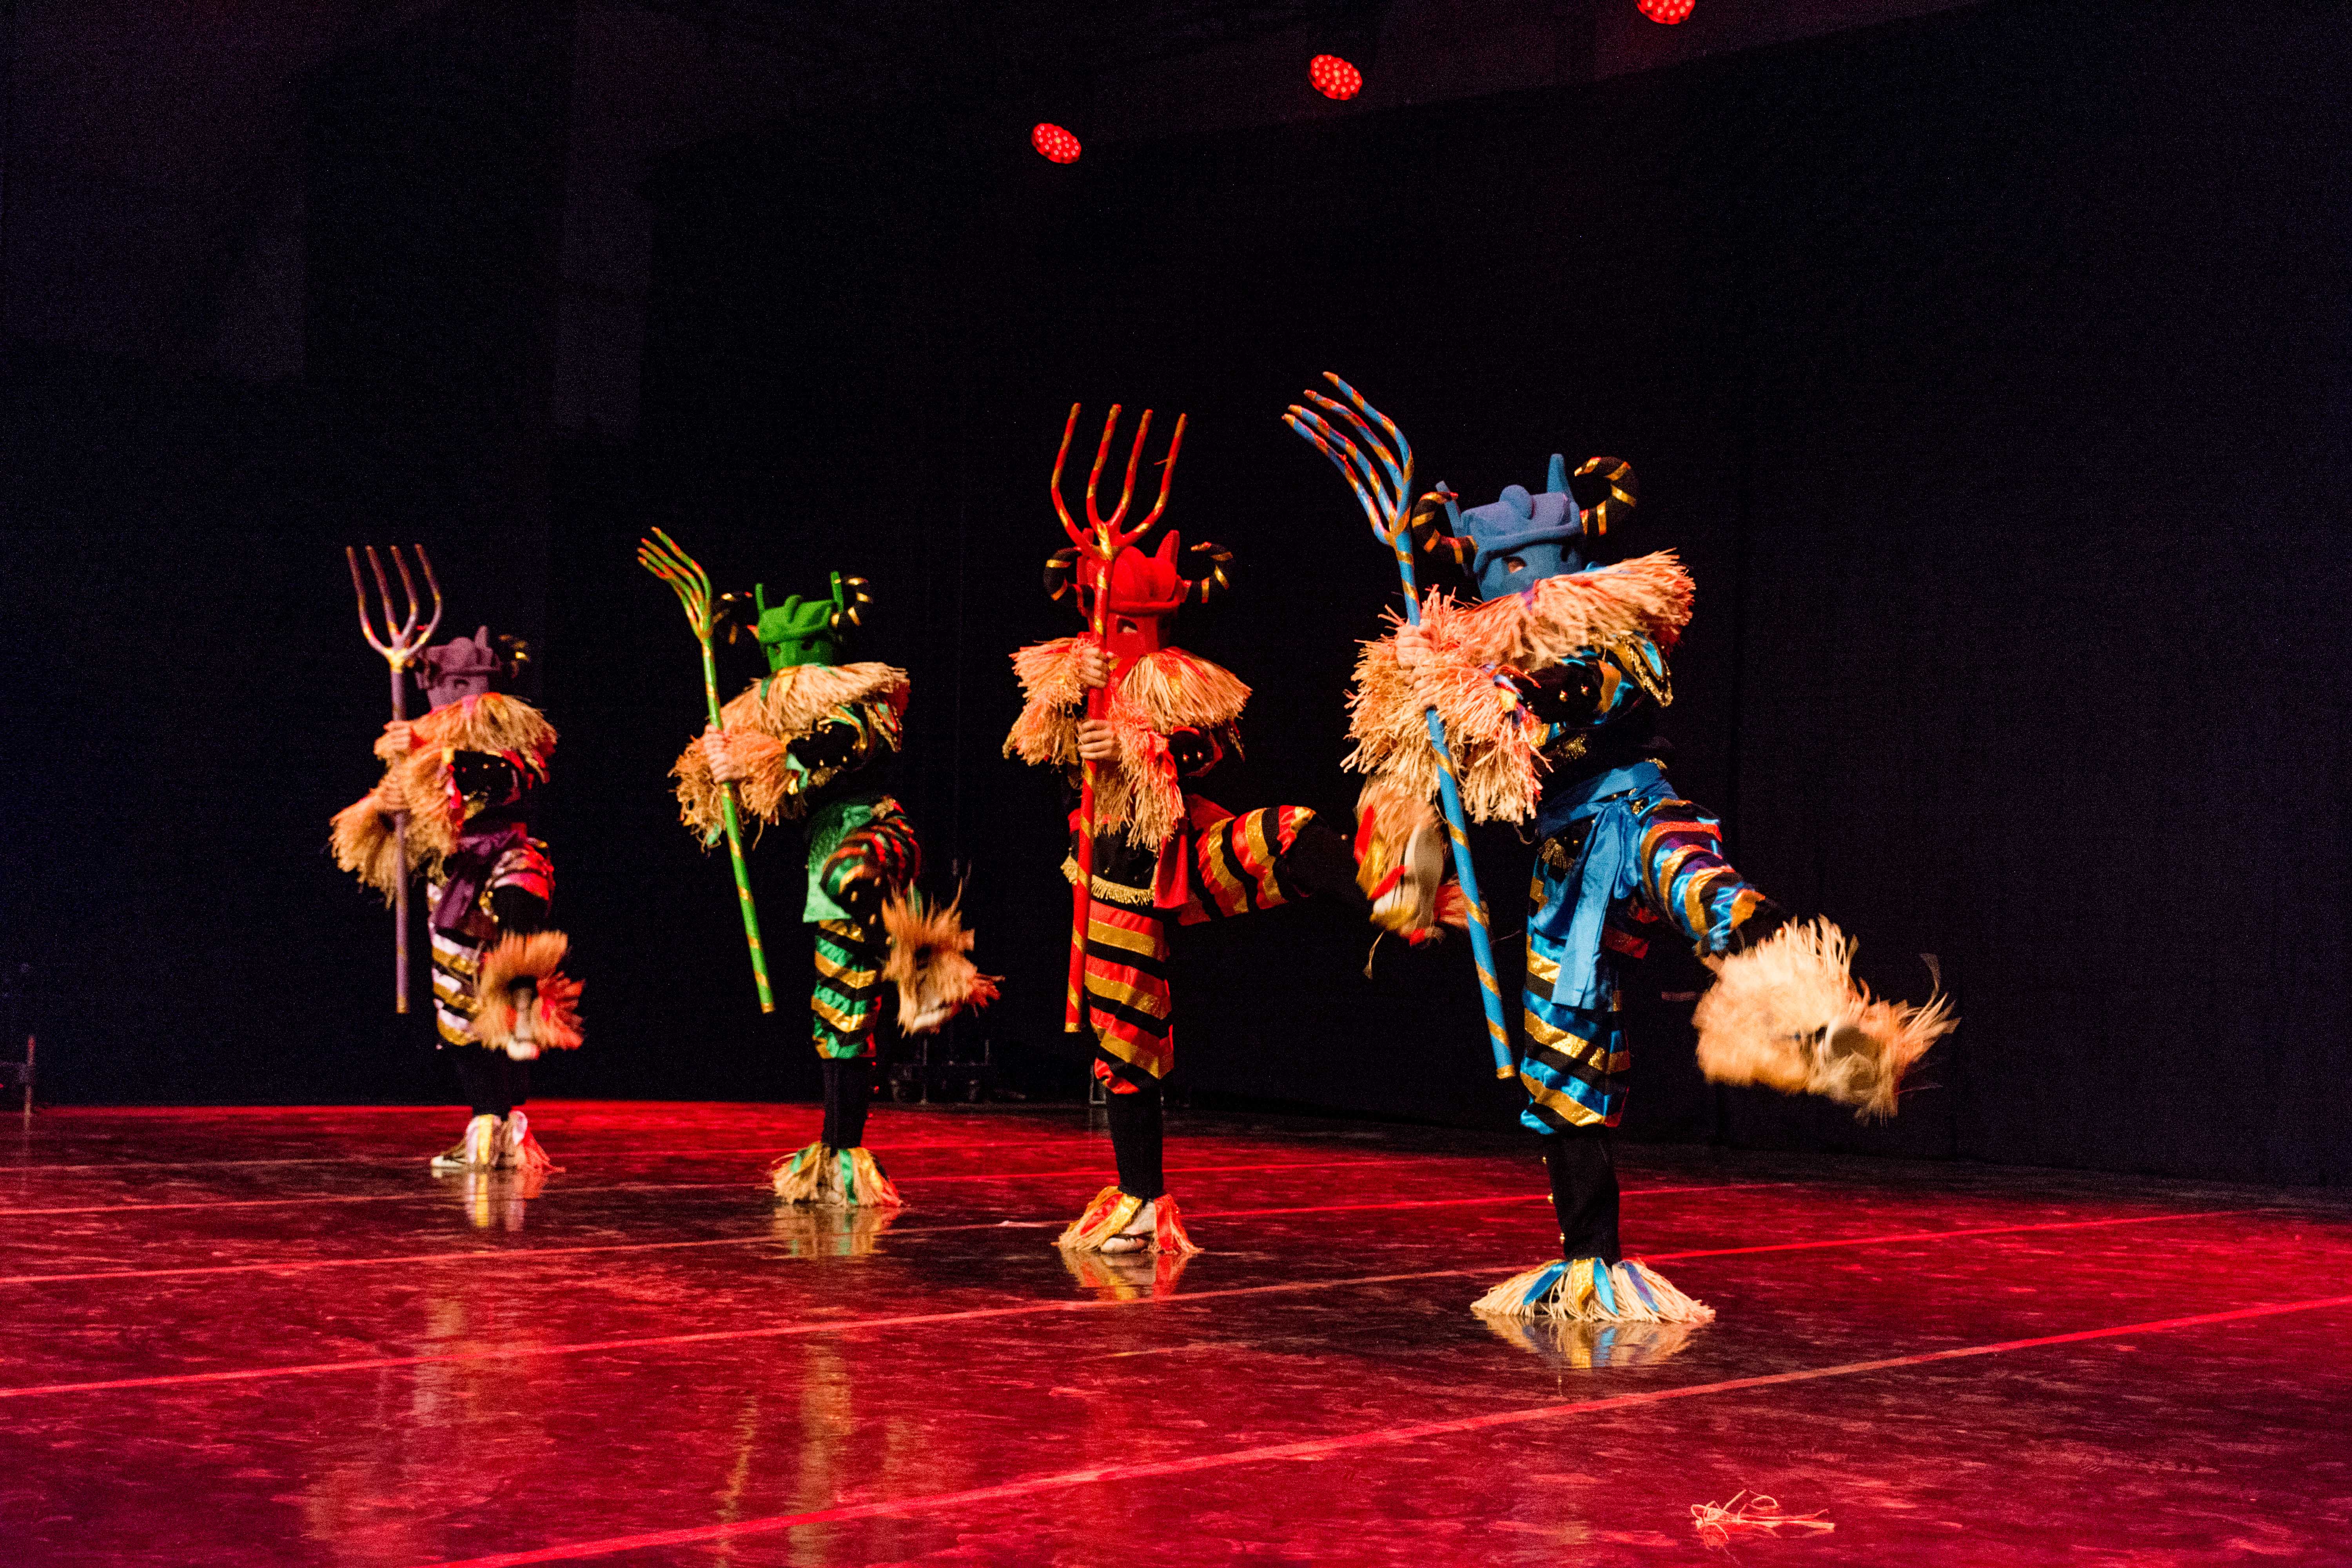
488,839,555,904
1633,802,1767,958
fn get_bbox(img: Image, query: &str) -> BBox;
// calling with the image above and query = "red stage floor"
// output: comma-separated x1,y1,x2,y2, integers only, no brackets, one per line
4,1101,2348,1565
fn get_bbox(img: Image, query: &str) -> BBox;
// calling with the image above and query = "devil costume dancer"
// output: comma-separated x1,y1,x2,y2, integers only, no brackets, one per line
1009,410,1457,1258
673,575,995,1207
333,628,584,1172
1340,443,1952,1325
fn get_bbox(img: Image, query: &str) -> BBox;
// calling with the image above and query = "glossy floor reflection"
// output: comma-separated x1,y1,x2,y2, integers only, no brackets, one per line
5,1102,2348,1566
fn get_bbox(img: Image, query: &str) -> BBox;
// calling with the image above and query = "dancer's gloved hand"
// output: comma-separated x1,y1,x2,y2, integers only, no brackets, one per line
1073,638,1110,690
701,724,748,783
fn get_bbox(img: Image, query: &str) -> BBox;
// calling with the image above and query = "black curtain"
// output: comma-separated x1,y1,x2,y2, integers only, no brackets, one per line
5,0,2346,1185
615,0,2352,1181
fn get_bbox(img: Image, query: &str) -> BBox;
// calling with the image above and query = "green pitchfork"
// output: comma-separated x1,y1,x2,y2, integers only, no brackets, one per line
1285,375,1516,1080
639,528,776,1013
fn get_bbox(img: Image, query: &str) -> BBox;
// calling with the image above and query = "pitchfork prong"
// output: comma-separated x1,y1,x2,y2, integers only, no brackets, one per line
1105,407,1152,541
1049,403,1087,551
1083,403,1126,540
387,546,423,646
364,546,400,642
1296,400,1396,520
347,547,390,658
1285,413,1387,537
1288,406,1395,536
411,545,446,646
1132,411,1186,535
1323,372,1414,481
1303,391,1406,512
638,528,714,633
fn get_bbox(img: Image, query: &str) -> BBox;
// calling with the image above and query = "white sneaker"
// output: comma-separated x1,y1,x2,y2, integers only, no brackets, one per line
430,1114,502,1171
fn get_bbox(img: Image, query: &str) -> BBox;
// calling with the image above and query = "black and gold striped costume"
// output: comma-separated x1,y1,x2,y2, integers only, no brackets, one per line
428,838,555,1047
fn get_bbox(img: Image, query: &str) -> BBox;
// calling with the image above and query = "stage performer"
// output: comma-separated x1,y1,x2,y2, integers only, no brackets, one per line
675,574,995,1208
333,626,582,1174
1342,445,1952,1326
1007,407,1460,1258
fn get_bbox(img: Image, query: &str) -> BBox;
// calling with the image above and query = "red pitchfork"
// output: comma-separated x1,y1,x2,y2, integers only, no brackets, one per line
345,544,443,1013
1051,403,1187,1033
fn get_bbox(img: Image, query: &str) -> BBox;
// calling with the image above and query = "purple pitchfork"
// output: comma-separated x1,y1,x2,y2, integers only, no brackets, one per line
345,545,443,1013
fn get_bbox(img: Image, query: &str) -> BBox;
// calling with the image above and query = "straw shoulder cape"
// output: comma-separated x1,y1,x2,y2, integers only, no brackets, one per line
1003,636,1249,851
330,693,558,898
671,662,909,841
1346,551,1694,827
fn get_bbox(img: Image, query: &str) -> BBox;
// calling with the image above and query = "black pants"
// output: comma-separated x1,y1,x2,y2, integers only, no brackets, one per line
453,1051,530,1120
1105,1078,1167,1201
1543,1125,1621,1263
821,1059,873,1150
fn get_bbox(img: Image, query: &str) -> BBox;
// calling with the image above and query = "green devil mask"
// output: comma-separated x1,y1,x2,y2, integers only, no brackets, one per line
751,573,869,671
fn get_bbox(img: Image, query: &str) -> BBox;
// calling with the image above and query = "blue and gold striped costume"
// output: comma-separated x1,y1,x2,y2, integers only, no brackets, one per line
1519,759,1769,1132
1512,634,1779,1134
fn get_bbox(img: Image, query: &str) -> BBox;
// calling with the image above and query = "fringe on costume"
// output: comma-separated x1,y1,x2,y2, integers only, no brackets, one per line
497,1107,563,1174
1446,551,1694,666
670,663,909,839
1471,1256,1715,1324
1054,1183,1201,1256
1343,554,1697,828
1004,639,1249,850
1347,619,1551,826
769,1141,905,1208
409,692,559,767
330,790,408,899
468,931,585,1056
880,891,1001,1034
1691,916,1956,1120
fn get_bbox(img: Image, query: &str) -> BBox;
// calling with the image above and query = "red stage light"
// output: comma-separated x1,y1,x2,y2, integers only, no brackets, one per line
1308,54,1363,101
1031,123,1081,163
1638,0,1695,22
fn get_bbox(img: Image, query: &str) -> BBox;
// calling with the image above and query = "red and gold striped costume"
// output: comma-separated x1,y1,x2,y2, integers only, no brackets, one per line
1065,801,1319,1086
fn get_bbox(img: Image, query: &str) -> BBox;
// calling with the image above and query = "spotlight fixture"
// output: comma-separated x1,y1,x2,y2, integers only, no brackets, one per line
1030,123,1082,163
1308,53,1363,101
1637,0,1695,22
1307,0,1386,101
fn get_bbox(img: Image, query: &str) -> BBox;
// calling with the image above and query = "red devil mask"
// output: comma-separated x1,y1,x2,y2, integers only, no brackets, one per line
1076,531,1189,664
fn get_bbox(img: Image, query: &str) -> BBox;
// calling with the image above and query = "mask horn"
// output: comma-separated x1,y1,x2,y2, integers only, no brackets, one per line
1546,453,1569,494
1573,457,1639,538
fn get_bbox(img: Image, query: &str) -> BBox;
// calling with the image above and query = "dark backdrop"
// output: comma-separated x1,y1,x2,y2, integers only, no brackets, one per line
5,0,2347,1184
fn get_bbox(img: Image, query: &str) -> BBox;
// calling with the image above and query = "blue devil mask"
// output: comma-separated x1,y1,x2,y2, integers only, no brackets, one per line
1454,454,1592,601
